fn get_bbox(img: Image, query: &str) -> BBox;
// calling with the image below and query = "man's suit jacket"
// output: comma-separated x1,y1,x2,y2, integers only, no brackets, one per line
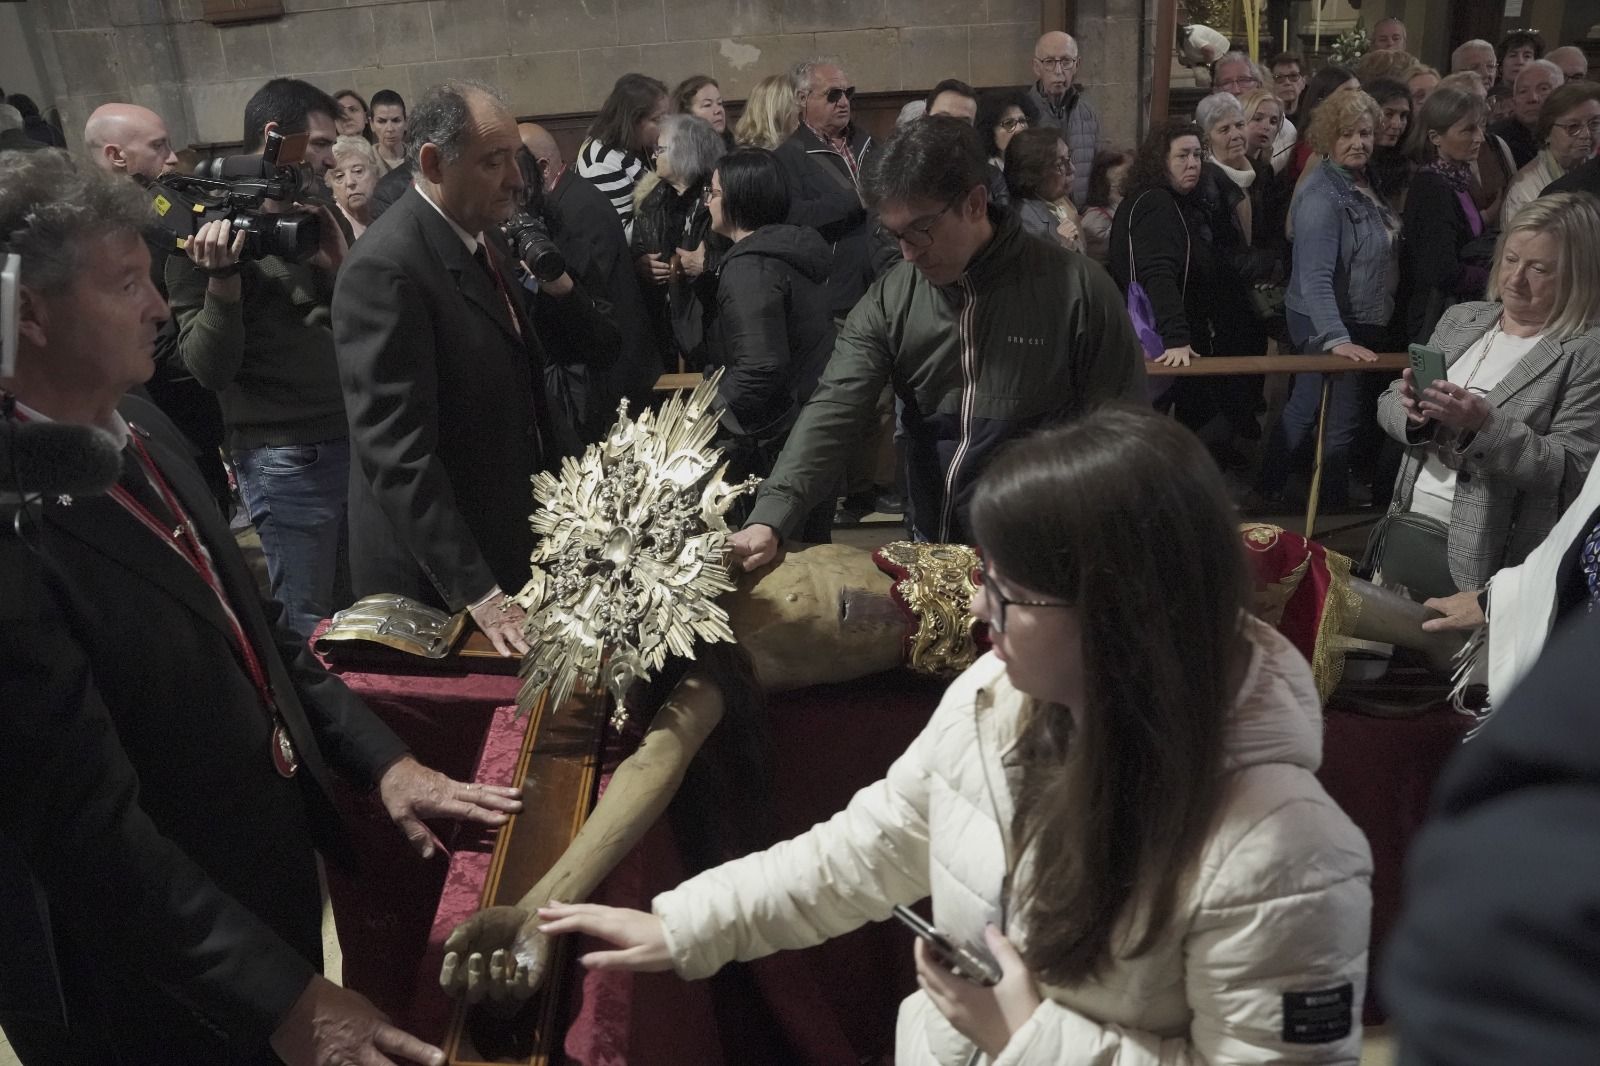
0,396,408,1063
335,186,563,611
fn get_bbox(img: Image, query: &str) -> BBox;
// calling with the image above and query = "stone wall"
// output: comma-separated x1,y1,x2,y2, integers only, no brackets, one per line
19,0,1063,149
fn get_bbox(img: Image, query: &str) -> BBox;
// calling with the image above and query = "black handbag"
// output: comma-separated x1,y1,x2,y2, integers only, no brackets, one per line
1363,451,1458,601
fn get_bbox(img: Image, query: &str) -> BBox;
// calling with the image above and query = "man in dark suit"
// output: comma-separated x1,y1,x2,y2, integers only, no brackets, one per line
0,150,519,1065
518,121,657,444
334,81,565,656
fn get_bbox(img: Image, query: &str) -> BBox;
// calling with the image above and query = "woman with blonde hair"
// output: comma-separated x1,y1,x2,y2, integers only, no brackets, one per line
1356,49,1418,86
1261,88,1400,510
1239,87,1284,168
1375,192,1600,598
733,74,798,150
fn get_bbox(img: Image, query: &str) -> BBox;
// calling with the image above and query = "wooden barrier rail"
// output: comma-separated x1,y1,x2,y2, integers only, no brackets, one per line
653,354,1411,538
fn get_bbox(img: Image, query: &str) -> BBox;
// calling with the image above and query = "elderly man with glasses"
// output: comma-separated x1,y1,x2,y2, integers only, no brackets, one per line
1026,30,1101,205
728,117,1144,568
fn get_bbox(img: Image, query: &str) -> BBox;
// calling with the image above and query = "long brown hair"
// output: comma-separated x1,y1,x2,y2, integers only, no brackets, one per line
969,407,1249,985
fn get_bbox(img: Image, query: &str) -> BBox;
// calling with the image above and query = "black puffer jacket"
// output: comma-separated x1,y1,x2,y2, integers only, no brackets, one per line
704,224,835,480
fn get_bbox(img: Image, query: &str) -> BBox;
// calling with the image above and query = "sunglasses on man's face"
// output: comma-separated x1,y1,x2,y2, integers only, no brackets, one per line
823,86,857,104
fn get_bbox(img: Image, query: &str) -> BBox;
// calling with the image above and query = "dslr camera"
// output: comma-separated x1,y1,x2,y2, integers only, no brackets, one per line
149,129,322,262
502,147,566,284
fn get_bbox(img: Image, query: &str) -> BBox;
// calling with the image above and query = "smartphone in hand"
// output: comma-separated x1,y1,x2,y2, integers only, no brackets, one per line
892,905,1002,986
1408,343,1448,398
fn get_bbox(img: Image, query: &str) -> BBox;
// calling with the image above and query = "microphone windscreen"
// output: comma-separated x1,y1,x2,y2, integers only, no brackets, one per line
0,421,124,498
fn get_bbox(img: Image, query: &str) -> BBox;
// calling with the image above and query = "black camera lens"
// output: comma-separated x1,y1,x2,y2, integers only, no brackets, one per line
503,212,566,283
230,208,321,261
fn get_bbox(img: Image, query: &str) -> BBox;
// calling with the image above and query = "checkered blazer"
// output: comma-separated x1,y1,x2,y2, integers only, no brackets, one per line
1377,301,1600,591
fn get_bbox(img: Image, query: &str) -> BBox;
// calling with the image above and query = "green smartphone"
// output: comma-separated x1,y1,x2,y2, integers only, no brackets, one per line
1408,343,1447,398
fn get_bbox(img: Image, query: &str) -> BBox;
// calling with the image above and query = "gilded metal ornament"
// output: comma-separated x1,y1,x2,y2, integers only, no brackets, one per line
877,541,984,678
513,371,759,728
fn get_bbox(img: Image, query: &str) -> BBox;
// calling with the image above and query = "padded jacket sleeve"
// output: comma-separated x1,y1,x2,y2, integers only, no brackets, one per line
988,785,1371,1066
651,693,940,979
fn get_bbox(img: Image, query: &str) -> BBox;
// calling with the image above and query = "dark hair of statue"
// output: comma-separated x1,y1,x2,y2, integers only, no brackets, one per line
1004,126,1068,201
1084,148,1136,209
715,148,790,232
861,115,987,211
624,640,776,873
242,77,341,152
590,73,670,159
969,407,1248,985
975,87,1039,160
1123,118,1204,199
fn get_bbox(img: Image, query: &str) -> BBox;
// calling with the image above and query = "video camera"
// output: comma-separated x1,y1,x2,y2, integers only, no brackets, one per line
149,129,322,262
502,146,566,284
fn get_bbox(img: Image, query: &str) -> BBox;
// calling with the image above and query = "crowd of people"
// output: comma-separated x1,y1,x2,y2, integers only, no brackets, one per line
4,17,1600,1065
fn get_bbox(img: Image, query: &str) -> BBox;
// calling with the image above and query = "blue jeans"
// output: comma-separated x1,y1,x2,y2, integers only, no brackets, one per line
1259,312,1388,506
234,438,350,640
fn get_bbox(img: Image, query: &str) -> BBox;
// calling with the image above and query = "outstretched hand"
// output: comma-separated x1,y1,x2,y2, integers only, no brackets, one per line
377,756,523,859
441,905,549,1003
727,524,780,572
537,902,673,973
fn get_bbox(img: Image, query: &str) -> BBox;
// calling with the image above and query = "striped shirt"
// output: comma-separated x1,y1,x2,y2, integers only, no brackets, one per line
577,138,647,238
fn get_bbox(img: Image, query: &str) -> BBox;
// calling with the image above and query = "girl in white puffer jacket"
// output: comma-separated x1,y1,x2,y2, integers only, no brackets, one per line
542,408,1374,1065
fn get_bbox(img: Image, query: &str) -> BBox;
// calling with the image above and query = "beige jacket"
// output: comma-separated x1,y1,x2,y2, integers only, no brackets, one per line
653,618,1373,1064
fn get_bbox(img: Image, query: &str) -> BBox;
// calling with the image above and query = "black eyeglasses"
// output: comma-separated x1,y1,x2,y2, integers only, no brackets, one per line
875,194,962,249
976,565,1072,634
823,86,857,104
997,116,1030,132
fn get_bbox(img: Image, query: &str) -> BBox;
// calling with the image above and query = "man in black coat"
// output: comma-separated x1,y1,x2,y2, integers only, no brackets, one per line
368,158,414,222
772,58,885,321
333,81,565,656
519,121,658,444
1382,607,1600,1063
1543,154,1600,199
0,147,516,1066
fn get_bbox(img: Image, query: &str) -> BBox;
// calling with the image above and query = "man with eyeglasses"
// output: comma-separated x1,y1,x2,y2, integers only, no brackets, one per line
727,117,1143,569
1452,39,1501,91
773,56,884,322
1493,59,1565,169
1548,45,1590,85
1222,50,1297,173
1026,31,1100,205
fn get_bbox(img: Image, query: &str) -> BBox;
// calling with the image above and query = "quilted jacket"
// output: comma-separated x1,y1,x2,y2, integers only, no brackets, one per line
652,617,1374,1064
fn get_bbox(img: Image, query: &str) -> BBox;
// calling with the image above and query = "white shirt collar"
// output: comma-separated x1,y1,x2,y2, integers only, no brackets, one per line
414,183,483,255
12,398,131,450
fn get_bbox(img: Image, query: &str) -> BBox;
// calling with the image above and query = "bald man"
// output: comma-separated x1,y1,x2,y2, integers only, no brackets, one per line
1026,30,1101,204
1548,45,1589,84
516,121,657,445
83,103,178,182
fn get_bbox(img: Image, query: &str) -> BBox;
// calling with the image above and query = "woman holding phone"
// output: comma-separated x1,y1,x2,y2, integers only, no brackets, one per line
1375,193,1600,598
536,409,1373,1065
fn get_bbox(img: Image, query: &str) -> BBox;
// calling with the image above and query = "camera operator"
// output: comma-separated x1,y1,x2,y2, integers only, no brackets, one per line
166,78,352,640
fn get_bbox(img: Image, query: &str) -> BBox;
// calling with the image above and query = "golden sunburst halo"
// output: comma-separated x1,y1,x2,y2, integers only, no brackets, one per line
512,370,759,728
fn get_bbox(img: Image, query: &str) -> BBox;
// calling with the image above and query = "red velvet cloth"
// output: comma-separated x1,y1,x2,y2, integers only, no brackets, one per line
1317,699,1474,1023
313,625,522,1021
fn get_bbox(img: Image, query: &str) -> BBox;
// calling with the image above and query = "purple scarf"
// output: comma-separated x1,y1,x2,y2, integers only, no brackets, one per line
1425,157,1483,237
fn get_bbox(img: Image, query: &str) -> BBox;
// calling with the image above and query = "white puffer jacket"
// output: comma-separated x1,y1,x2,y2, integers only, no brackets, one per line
653,617,1374,1064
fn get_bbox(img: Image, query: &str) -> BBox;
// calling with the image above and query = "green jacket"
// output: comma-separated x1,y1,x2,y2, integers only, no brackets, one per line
167,253,348,452
746,208,1146,543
